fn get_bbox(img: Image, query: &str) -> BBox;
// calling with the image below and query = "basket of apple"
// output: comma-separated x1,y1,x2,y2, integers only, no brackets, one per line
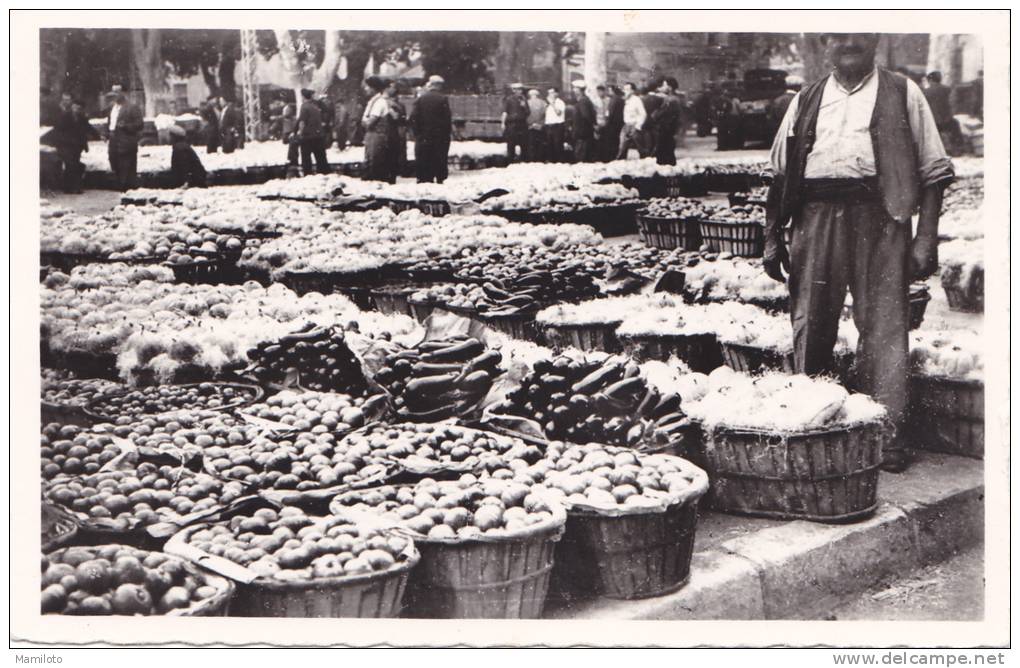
330,474,567,618
481,442,709,601
166,505,419,617
41,544,234,616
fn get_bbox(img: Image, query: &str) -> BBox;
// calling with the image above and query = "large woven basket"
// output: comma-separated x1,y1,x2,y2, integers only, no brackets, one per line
400,513,566,619
698,420,889,523
278,267,385,296
44,545,235,616
664,174,708,198
636,214,702,251
477,310,540,343
167,525,419,618
698,219,765,257
908,374,984,459
541,322,623,353
720,342,795,374
551,462,709,601
619,332,724,373
942,284,984,313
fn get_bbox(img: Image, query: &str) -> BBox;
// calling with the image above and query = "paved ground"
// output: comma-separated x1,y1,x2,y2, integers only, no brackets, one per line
828,544,984,621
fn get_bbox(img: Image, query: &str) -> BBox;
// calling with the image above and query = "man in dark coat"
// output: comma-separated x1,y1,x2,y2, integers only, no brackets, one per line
200,96,220,153
217,97,245,154
501,83,528,162
764,33,954,472
603,86,625,161
168,125,207,188
651,77,681,165
923,71,961,155
297,89,330,175
317,93,335,150
53,94,94,193
639,80,663,158
569,80,597,163
410,75,453,183
105,89,143,191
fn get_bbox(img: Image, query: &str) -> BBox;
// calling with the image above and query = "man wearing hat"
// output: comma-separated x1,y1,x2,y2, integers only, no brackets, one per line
168,125,207,188
297,89,330,175
501,83,529,162
651,77,682,165
104,87,143,191
53,94,95,193
409,74,453,183
570,80,597,163
764,33,954,472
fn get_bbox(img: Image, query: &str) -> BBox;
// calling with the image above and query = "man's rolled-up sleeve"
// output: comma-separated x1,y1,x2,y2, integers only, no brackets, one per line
768,93,799,176
905,79,955,188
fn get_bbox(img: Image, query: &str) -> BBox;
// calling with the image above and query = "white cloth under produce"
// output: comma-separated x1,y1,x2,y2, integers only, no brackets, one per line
770,68,953,188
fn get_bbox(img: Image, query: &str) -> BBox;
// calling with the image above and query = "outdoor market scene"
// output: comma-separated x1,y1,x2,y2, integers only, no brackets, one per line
37,28,986,621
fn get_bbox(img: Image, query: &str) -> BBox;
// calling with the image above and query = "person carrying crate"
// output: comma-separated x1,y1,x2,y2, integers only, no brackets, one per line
763,33,954,472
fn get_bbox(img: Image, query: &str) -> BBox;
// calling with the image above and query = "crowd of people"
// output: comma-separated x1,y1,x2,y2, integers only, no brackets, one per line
501,76,694,166
43,65,979,196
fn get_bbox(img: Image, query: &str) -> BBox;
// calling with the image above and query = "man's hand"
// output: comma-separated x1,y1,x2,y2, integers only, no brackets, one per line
763,233,791,283
909,234,939,281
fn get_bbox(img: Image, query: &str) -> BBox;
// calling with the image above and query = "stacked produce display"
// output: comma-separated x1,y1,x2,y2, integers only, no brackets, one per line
38,151,984,619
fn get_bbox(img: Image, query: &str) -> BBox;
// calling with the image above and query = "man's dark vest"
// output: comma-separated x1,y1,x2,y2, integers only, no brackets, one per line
772,69,919,227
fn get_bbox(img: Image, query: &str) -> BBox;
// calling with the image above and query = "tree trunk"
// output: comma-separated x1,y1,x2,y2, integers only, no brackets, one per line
494,32,520,87
201,63,220,99
218,52,237,100
310,30,344,93
797,33,828,83
583,31,607,90
131,28,167,116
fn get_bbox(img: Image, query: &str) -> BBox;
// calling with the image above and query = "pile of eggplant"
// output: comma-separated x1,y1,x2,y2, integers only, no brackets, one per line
244,323,368,394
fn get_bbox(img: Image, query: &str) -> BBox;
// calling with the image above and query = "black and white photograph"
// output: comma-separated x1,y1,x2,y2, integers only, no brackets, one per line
10,8,1010,653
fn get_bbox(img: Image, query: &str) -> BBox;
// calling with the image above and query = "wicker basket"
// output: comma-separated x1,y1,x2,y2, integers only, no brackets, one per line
636,214,703,251
908,374,984,459
477,310,540,342
44,545,235,616
619,332,724,373
401,513,566,619
369,285,420,317
82,382,263,423
408,299,438,323
942,284,984,313
167,525,419,618
664,174,708,198
698,420,889,523
540,322,623,353
720,342,795,374
698,219,765,257
551,462,709,601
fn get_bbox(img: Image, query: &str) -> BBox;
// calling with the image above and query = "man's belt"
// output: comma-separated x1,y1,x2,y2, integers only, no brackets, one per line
801,177,880,203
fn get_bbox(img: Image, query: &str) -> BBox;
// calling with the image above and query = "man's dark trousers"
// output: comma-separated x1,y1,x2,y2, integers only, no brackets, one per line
415,139,449,183
108,138,138,191
300,136,330,174
788,192,910,431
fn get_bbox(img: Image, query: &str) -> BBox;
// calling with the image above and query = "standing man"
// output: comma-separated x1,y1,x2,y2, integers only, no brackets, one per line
592,84,610,159
923,71,961,155
639,80,663,158
384,80,408,182
525,89,547,163
615,82,646,160
280,102,301,177
544,88,567,163
570,80,597,163
200,95,220,154
410,74,453,184
317,93,335,153
53,94,93,193
763,33,954,472
501,83,529,162
603,85,625,161
217,97,244,154
105,88,143,191
297,89,330,175
651,77,681,165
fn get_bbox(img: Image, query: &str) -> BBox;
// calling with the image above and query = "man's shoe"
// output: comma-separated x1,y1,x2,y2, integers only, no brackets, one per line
881,448,914,473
